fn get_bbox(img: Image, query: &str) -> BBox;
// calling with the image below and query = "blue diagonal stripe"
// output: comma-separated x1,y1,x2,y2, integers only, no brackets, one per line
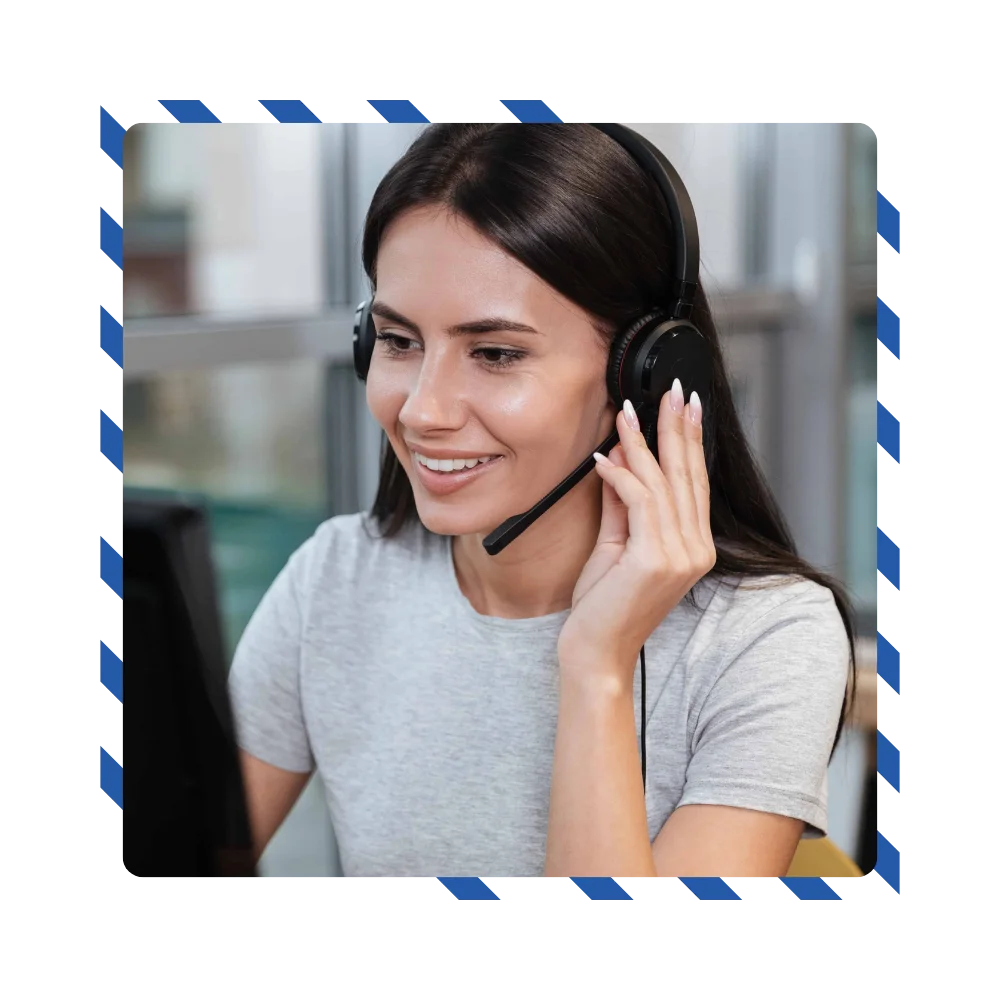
368,100,429,123
101,642,123,703
875,832,900,893
438,877,499,900
101,538,123,598
877,528,900,589
877,632,900,693
101,748,123,808
501,100,562,122
101,307,124,367
260,100,322,123
877,298,900,359
877,401,900,462
159,100,221,123
679,877,741,900
877,730,900,791
877,192,900,252
100,107,125,168
779,877,841,900
101,209,123,268
571,877,632,900
101,411,123,472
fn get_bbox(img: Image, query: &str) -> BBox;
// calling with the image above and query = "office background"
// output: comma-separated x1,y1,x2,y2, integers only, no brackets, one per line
122,123,877,875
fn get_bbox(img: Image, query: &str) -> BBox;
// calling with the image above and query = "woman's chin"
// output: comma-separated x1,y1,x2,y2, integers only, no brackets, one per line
413,500,498,539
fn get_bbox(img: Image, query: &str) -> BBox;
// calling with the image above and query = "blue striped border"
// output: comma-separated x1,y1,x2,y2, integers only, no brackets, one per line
101,747,123,807
877,527,900,589
95,106,126,810
100,209,122,269
875,832,900,892
571,877,633,899
780,877,841,900
101,411,123,472
679,877,741,900
877,192,900,251
368,100,429,123
877,298,900,358
100,108,125,168
438,877,499,900
101,538,123,599
877,633,900,693
501,100,562,122
260,100,321,123
101,642,123,703
877,730,900,791
160,99,220,123
877,401,900,462
101,102,896,896
100,307,123,367
875,178,901,894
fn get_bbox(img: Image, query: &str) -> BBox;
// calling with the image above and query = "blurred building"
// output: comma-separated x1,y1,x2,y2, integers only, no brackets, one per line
122,123,877,875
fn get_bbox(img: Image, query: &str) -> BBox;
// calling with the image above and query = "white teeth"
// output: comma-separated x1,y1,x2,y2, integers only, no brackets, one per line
414,452,496,472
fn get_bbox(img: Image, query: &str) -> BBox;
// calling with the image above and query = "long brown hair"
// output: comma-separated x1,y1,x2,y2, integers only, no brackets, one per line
361,124,856,751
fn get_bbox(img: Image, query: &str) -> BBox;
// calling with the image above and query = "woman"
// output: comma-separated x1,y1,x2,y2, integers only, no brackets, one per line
229,123,855,877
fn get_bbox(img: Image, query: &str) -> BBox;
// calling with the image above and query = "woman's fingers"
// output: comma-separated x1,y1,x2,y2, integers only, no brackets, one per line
656,380,700,543
592,444,629,550
683,391,714,549
616,404,683,550
592,452,667,573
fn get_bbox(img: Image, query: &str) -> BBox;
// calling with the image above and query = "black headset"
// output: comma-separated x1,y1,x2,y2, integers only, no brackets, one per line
353,122,712,467
353,124,713,793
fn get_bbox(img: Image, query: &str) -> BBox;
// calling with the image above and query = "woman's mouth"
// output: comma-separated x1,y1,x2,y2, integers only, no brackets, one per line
410,450,504,496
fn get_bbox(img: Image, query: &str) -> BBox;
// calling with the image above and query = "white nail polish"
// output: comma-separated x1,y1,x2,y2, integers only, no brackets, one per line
623,399,640,432
669,378,684,414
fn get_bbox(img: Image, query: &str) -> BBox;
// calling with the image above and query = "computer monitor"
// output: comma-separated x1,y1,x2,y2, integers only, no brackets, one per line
123,493,256,876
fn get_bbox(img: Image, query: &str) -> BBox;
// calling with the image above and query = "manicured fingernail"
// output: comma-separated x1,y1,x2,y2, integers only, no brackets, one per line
689,390,702,426
669,378,684,414
623,399,640,432
593,451,612,467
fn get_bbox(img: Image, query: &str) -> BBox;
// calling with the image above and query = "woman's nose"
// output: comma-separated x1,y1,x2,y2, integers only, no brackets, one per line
397,349,465,431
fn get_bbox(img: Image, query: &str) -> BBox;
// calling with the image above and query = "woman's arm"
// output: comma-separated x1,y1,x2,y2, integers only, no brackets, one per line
545,671,655,876
544,667,803,876
239,750,312,863
652,805,802,875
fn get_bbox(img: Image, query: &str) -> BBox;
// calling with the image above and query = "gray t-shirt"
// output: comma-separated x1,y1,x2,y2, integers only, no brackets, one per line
229,511,850,876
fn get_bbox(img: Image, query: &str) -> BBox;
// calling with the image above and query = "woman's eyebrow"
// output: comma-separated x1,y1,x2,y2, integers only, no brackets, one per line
371,301,540,337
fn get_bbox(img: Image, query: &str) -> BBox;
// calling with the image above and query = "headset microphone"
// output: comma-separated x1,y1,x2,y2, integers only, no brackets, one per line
481,428,620,556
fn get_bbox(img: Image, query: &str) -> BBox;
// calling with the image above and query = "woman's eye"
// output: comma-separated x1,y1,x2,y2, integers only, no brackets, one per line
375,332,524,370
375,332,417,355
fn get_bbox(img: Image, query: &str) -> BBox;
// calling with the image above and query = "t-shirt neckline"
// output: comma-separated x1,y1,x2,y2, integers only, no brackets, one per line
439,534,572,635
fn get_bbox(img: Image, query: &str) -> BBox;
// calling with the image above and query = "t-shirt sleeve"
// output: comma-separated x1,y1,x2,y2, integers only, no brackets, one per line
227,532,322,774
676,581,851,836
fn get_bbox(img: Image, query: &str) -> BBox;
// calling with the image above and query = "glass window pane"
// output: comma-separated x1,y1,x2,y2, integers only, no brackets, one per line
124,358,327,658
123,124,324,321
848,124,877,266
845,312,877,618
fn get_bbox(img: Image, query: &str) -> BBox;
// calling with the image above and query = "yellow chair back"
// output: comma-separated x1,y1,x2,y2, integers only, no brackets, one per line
786,837,862,877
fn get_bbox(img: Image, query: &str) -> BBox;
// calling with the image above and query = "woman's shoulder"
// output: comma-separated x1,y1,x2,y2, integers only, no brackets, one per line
686,571,847,658
289,510,442,595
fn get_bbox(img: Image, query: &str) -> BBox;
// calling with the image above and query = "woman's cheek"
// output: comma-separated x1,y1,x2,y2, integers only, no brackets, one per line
365,371,404,434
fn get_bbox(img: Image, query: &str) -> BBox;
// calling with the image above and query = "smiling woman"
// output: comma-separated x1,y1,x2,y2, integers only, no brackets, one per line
227,124,856,878
366,204,614,549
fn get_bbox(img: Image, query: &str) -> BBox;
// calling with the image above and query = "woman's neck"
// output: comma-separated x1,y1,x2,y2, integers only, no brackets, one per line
451,477,603,619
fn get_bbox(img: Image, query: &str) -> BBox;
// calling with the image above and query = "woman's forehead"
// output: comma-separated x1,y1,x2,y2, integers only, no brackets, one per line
374,206,593,333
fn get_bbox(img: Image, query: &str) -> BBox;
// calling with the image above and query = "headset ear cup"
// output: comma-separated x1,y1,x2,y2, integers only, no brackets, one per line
353,299,376,382
606,310,665,409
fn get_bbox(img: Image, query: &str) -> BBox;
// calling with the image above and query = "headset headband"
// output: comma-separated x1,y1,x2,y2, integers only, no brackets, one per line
590,123,701,320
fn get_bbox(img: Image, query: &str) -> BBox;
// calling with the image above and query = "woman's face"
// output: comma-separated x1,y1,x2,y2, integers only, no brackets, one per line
366,205,617,539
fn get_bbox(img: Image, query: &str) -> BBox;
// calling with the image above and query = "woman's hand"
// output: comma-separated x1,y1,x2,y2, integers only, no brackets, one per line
557,379,716,685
